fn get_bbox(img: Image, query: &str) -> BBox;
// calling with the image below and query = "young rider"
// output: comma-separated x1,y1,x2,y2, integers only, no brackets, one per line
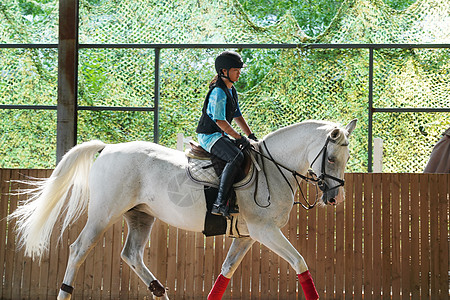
196,50,258,217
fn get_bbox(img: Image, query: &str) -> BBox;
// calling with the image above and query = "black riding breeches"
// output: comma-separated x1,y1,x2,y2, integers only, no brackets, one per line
210,136,244,166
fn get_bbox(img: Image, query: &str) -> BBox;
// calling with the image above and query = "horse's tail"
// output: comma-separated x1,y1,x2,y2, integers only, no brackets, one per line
9,140,106,258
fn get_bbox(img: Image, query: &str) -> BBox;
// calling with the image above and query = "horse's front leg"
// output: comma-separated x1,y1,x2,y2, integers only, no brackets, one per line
250,225,319,300
208,237,254,300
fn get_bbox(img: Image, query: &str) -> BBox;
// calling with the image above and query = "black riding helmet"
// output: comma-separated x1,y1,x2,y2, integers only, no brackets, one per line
215,51,246,83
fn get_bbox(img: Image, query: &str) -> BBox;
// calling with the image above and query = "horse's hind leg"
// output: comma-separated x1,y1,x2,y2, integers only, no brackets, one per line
121,208,169,299
58,217,113,300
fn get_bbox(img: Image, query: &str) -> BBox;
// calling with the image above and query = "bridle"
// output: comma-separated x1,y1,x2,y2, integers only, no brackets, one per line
309,137,347,194
250,136,347,210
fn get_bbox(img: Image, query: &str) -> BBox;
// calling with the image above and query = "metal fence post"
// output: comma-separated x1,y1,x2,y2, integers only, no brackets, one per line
154,48,160,144
368,48,374,172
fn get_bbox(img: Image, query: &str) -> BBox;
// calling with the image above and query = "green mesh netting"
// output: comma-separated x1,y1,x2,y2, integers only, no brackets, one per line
0,0,449,171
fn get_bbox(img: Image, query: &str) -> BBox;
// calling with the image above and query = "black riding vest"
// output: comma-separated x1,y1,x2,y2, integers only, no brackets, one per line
196,79,239,135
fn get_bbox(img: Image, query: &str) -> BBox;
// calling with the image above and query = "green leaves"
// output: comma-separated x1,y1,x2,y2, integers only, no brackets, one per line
0,0,448,172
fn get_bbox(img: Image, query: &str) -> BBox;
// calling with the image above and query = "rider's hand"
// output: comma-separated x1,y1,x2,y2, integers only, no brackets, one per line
236,135,250,150
248,133,258,142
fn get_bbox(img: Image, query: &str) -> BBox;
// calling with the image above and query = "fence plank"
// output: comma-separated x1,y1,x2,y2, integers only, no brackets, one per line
400,173,411,300
372,173,382,298
111,220,123,299
92,233,104,299
104,222,115,299
335,197,345,299
241,242,251,299
438,174,449,298
69,205,85,299
251,242,261,299
223,237,232,300
184,230,196,299
78,218,88,300
420,174,431,299
10,170,23,300
316,201,326,298
344,173,354,299
204,235,214,296
381,173,391,299
82,218,93,300
31,171,45,300
268,243,278,300
298,184,308,300
429,174,439,299
279,226,288,300
119,222,130,300
287,206,297,300
231,248,243,300
353,173,363,298
177,229,187,299
3,170,15,300
325,202,335,299
194,232,205,298
44,169,59,300
57,227,69,298
260,244,270,300
307,186,317,278
410,174,420,299
0,169,11,299
23,170,36,300
391,174,401,299
166,224,177,293
363,173,373,300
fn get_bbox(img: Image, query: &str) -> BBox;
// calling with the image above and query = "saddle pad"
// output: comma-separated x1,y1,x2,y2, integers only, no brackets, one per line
186,155,256,189
202,186,249,238
186,157,219,187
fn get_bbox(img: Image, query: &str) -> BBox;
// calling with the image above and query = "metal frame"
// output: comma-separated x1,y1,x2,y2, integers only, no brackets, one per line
1,41,449,169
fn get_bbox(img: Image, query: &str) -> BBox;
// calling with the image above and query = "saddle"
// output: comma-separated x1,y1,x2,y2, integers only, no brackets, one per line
185,141,255,238
185,141,255,189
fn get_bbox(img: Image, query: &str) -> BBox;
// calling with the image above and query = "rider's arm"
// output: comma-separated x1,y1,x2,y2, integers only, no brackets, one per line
234,116,252,137
216,120,242,140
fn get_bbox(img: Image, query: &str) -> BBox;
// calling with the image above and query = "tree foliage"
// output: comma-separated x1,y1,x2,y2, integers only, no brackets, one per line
0,0,448,172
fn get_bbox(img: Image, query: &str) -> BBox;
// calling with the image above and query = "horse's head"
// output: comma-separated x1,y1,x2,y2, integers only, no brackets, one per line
310,119,357,205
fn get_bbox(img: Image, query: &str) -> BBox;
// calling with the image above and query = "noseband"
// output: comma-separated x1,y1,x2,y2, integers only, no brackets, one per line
251,136,346,210
310,137,346,194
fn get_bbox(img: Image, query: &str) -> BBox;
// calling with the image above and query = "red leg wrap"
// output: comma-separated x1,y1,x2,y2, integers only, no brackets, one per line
207,274,230,300
298,270,319,300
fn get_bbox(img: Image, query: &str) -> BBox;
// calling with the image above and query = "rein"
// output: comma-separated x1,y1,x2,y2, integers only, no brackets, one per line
250,137,346,210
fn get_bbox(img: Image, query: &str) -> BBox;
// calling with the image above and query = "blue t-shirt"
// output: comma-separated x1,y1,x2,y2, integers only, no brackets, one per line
198,87,242,152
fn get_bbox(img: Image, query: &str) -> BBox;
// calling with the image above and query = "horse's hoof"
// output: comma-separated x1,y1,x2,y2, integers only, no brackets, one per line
149,279,166,297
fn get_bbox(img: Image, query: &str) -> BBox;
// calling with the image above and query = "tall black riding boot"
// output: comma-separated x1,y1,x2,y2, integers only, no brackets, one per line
211,161,240,217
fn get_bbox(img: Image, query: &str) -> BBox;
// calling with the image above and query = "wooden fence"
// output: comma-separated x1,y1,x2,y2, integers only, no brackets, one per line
1,169,449,299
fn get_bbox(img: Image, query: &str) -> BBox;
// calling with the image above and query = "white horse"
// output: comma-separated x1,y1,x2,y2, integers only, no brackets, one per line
10,119,356,300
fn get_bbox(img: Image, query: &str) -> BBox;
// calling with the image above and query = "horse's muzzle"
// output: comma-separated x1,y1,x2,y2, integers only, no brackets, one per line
319,180,340,205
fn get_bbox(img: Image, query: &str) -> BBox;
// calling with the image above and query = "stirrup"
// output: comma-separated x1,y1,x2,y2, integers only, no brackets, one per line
228,204,239,214
211,204,229,217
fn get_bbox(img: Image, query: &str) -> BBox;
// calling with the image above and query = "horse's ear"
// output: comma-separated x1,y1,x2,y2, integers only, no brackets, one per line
345,119,357,136
330,128,341,140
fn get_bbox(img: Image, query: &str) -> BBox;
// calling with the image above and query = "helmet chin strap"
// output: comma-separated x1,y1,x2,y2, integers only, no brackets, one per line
219,69,235,84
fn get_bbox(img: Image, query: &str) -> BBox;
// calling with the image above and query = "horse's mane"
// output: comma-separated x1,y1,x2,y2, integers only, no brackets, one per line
264,120,343,141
